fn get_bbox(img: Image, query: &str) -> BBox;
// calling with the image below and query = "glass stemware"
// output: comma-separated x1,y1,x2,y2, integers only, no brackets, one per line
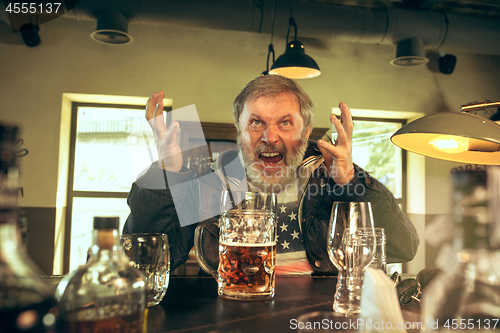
327,202,376,314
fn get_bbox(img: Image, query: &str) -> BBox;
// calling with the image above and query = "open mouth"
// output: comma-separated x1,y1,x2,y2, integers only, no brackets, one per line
259,152,283,169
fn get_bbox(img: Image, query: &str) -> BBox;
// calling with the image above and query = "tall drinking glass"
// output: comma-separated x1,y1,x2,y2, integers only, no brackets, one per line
327,202,376,314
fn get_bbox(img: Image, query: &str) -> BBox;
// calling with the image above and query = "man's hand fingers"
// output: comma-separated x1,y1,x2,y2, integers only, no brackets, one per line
146,92,159,121
147,91,168,137
318,141,333,161
338,102,353,138
164,121,179,146
318,138,339,158
331,102,354,147
146,91,165,119
330,114,348,148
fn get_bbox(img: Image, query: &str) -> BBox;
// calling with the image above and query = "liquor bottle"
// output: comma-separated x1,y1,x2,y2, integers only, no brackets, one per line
421,168,500,332
56,216,147,332
0,122,60,333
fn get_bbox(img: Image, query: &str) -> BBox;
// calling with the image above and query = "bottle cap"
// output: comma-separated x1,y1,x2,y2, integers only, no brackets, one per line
93,216,119,230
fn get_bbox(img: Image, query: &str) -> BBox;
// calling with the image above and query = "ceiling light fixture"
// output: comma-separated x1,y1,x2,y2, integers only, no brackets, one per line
269,2,320,79
390,37,429,67
90,9,133,45
391,101,500,164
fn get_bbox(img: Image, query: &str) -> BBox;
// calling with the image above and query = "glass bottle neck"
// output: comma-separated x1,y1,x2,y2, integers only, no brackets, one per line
89,229,122,261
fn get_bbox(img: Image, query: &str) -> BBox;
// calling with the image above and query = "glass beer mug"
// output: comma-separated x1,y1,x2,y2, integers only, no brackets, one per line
195,191,277,300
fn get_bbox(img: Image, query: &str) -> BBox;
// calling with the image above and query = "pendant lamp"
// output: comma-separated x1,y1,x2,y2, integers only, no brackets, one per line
391,102,500,165
269,17,320,79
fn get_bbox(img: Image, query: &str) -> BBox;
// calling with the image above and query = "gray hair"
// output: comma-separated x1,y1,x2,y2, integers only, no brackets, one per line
232,75,315,132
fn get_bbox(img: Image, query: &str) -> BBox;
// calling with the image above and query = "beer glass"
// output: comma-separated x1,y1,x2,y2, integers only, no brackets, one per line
327,202,376,314
195,191,277,300
121,233,170,307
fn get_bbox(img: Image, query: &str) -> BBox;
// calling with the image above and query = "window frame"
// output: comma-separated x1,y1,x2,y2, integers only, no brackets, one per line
63,102,170,273
350,116,407,213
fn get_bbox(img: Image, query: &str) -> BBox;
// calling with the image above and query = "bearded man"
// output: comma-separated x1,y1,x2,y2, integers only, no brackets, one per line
123,75,419,275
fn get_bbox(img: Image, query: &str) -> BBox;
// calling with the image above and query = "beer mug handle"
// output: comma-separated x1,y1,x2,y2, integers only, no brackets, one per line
194,220,218,278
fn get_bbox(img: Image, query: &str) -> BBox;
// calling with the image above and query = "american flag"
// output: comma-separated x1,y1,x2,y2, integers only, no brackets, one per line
276,202,305,253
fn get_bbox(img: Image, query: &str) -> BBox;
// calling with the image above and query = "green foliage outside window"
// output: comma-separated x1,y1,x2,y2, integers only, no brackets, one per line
351,120,403,198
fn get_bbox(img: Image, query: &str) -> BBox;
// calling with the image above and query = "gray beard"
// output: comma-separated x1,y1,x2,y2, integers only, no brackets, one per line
237,135,308,193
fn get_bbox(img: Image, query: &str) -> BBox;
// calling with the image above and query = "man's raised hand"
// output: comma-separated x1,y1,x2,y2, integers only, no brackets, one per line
146,91,183,172
317,102,355,186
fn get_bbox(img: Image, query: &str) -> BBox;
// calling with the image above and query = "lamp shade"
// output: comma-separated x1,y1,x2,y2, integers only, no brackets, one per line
269,41,320,79
391,112,500,165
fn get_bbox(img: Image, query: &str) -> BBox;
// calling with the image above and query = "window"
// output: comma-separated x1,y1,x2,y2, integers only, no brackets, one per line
350,117,406,210
331,107,409,212
65,103,169,273
347,115,407,273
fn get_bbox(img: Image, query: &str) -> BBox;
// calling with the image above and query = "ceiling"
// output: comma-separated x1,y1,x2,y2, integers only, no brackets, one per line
1,0,500,56
5,0,498,31
304,0,500,20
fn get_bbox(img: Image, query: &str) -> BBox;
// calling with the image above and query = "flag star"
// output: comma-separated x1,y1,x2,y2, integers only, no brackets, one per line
291,230,299,239
280,205,287,213
281,240,290,249
280,223,288,232
288,211,297,221
276,234,279,241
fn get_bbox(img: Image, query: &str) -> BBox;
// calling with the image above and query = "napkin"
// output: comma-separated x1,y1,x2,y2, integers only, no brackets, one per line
360,267,407,333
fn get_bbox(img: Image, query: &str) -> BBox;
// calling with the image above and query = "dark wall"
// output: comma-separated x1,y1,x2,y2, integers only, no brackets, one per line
23,207,58,275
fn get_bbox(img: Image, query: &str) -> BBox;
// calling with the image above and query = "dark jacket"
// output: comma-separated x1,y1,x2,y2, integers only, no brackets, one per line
123,142,419,275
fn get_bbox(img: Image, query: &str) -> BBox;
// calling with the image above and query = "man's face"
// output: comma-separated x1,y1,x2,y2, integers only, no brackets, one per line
237,92,311,190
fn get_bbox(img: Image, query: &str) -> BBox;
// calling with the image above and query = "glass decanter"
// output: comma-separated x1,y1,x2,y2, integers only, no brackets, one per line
56,217,147,332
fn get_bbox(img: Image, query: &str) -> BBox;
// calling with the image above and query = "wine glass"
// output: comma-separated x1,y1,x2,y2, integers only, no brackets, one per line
327,202,376,314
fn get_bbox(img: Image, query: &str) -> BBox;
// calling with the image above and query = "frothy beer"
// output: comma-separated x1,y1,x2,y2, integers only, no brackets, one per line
218,242,276,298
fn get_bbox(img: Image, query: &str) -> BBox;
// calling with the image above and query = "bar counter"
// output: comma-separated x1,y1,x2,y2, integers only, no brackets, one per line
146,276,420,333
